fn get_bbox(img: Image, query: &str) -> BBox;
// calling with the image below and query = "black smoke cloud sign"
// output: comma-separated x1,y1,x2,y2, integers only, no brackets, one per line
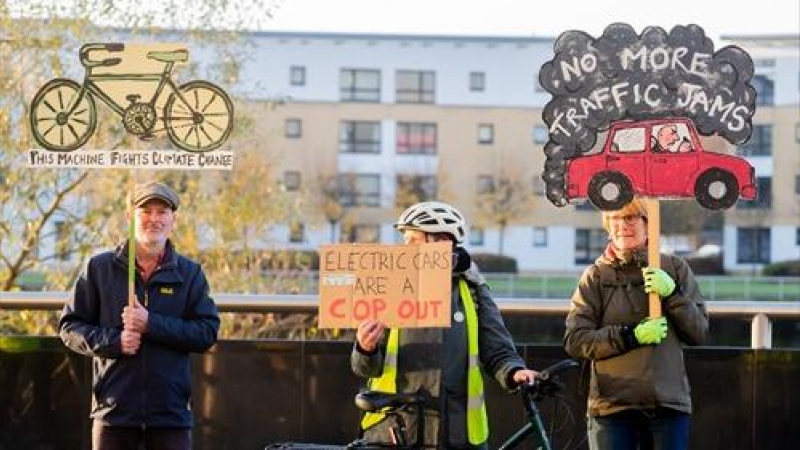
539,23,756,206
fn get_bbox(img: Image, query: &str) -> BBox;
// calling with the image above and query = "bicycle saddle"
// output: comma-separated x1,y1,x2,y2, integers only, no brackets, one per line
147,49,189,63
354,390,426,412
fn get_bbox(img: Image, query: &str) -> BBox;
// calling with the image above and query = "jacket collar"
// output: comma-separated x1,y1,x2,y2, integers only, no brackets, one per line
597,242,648,268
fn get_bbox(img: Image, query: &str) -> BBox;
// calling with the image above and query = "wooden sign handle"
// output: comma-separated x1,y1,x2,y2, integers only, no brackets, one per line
128,172,137,307
644,197,661,317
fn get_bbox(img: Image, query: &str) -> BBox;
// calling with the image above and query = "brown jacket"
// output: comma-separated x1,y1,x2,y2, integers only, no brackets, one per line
563,248,708,417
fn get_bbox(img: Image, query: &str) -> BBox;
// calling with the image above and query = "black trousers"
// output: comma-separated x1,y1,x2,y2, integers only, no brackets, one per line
92,422,191,450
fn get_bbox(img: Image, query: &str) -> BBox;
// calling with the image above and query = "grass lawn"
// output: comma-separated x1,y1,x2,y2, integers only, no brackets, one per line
484,274,800,301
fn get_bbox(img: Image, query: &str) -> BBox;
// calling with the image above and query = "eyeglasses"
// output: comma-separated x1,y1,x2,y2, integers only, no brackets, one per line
608,214,643,225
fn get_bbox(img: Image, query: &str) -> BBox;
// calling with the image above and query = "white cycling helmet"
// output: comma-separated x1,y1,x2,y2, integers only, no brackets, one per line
395,201,467,244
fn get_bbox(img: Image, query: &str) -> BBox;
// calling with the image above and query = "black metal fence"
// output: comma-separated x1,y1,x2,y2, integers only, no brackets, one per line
1,336,798,450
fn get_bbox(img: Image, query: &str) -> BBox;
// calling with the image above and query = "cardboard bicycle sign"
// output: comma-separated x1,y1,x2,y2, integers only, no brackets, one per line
318,242,453,329
27,43,234,170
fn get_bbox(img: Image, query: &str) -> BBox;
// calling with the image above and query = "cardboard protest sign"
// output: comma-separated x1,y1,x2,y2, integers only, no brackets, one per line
28,43,234,167
539,23,757,211
27,42,236,305
538,24,759,317
318,242,452,329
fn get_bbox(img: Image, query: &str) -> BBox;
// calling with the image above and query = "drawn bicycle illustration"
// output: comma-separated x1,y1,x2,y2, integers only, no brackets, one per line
29,43,234,153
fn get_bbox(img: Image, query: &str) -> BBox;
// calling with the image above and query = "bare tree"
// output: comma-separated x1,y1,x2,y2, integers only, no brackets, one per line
473,172,534,255
0,1,280,291
661,201,723,250
315,174,350,243
395,173,437,210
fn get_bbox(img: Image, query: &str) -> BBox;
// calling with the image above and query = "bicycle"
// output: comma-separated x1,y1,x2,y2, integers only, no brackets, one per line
265,358,581,450
29,42,234,153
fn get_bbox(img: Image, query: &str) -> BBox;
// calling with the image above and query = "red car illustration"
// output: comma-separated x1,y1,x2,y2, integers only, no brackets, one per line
565,118,757,210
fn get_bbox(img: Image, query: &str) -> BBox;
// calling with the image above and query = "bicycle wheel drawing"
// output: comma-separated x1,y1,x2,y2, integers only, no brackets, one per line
164,80,234,152
29,78,97,152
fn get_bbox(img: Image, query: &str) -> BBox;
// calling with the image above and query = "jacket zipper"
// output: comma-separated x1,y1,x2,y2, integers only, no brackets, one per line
140,285,150,430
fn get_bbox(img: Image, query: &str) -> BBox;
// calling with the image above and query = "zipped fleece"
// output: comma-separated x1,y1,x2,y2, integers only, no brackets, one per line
564,250,709,417
352,263,525,448
59,240,219,428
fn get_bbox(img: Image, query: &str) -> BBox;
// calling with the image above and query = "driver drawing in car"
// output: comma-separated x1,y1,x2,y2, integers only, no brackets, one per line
651,124,692,153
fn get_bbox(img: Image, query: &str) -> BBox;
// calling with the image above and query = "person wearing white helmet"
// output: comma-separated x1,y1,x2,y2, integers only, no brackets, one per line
352,201,537,449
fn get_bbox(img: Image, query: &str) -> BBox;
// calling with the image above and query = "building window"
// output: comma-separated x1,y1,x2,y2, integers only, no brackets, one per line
396,122,437,155
396,70,435,103
795,175,800,195
575,228,607,264
290,66,306,86
476,175,495,195
796,227,800,246
396,174,437,207
533,227,548,247
469,227,485,246
478,124,494,145
344,224,381,243
533,125,549,144
283,171,301,191
289,223,305,243
340,68,381,102
739,125,772,156
737,177,772,210
737,227,770,264
532,176,545,196
752,75,774,106
469,71,485,92
753,58,776,68
285,118,302,138
340,121,381,153
339,173,381,207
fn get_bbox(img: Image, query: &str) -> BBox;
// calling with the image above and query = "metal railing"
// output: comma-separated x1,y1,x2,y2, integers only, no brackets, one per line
2,291,799,349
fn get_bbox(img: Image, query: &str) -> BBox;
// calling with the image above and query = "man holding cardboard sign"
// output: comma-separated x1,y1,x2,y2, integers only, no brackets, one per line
351,201,537,449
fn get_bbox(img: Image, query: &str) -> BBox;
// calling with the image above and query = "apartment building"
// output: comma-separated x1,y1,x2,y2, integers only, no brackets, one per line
20,28,796,274
718,35,800,272
228,31,799,273
228,30,797,273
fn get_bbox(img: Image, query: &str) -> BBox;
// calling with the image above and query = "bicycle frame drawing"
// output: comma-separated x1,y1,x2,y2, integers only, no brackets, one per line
29,43,234,153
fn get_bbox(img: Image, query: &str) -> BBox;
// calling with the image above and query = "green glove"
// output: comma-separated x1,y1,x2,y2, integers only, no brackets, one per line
642,267,676,297
633,316,668,345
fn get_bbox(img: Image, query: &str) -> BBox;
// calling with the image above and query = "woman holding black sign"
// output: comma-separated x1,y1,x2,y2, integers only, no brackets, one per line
563,197,709,450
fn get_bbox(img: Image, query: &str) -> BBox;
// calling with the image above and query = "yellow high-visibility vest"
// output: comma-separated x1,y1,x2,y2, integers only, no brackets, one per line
360,278,488,445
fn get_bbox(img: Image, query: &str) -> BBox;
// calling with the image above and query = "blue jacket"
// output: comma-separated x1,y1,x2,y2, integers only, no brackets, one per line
59,240,219,428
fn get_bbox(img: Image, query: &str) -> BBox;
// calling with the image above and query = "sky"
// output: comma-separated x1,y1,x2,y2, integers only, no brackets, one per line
265,0,800,41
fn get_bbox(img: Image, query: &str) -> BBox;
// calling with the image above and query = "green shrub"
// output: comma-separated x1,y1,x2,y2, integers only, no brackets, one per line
471,253,518,273
762,259,800,276
685,255,724,275
259,249,320,271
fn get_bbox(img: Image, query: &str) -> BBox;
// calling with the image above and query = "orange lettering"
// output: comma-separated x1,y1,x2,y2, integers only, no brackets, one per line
330,298,346,318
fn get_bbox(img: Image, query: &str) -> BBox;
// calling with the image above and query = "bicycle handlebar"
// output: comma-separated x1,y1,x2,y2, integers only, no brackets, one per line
538,359,579,382
519,358,578,399
80,43,125,68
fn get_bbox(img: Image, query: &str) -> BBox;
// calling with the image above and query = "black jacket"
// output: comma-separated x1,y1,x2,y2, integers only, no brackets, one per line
352,262,525,448
564,248,708,417
59,240,219,428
